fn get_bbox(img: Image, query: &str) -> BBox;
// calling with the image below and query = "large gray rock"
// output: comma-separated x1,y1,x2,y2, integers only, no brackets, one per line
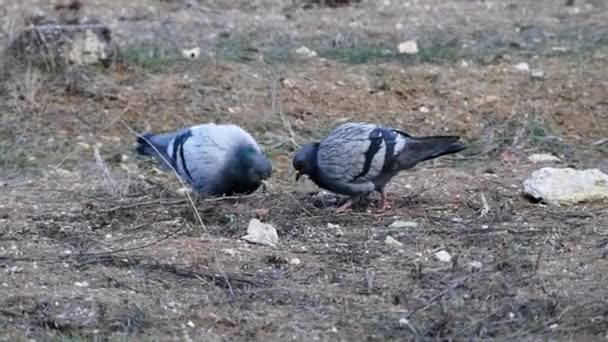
7,24,113,67
523,167,608,205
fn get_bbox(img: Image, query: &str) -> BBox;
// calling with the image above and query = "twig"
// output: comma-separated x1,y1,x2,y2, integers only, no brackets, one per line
270,67,299,149
534,247,543,273
101,199,188,213
406,275,470,318
480,191,490,218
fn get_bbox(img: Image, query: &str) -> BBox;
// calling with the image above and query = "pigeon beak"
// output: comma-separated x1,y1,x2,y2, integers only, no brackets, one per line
295,171,302,182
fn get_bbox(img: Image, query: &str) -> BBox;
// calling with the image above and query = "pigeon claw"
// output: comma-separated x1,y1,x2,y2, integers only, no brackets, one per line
334,199,354,214
373,191,393,214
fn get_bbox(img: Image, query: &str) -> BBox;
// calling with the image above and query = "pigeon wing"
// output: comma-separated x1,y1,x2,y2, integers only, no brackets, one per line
172,124,262,193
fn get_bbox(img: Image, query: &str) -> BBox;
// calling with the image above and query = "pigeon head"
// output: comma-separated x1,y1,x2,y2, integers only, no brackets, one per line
293,143,318,181
235,144,272,183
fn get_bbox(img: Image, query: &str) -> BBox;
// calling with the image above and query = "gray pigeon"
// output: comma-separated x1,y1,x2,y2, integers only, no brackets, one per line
293,122,466,213
136,123,272,196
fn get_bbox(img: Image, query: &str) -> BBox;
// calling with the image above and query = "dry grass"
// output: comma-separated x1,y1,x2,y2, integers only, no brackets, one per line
1,0,608,340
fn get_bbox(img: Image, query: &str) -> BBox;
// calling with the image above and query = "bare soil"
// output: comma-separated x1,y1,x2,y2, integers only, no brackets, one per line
1,0,608,340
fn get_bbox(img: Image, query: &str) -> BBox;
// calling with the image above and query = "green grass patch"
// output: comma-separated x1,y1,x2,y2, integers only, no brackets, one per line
318,41,464,65
115,45,180,72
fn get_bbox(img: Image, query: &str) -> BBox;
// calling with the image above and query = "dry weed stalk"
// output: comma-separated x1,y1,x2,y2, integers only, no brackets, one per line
93,146,131,198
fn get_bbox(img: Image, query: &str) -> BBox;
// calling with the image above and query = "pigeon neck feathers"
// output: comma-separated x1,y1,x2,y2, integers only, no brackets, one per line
214,143,270,195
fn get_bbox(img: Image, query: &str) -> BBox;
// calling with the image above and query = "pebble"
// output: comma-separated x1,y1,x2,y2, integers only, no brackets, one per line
528,153,560,163
385,236,404,248
435,250,452,262
513,62,530,72
241,219,279,246
531,69,545,80
290,258,302,265
469,261,483,271
397,40,419,54
295,46,317,58
181,47,201,59
389,220,419,229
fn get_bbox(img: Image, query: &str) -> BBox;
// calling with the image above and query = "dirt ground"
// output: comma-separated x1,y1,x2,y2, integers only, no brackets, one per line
1,0,608,340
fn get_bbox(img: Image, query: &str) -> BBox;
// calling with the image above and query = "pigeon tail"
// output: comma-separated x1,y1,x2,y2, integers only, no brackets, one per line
407,136,466,164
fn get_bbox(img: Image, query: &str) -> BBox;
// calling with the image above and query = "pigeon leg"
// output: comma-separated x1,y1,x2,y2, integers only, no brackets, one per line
334,198,354,213
374,189,393,214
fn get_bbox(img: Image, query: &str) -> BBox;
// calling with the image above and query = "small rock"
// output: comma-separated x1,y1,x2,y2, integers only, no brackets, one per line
395,23,404,30
419,106,430,113
181,47,201,59
531,69,545,80
176,187,192,196
435,250,452,262
327,223,340,229
460,60,469,68
528,153,561,163
385,236,404,248
222,248,238,257
397,40,419,54
295,46,317,58
281,78,296,88
241,219,279,246
399,317,409,326
74,281,89,287
469,261,483,271
513,62,530,72
523,167,608,205
508,312,516,319
290,258,301,265
187,320,196,328
389,220,419,229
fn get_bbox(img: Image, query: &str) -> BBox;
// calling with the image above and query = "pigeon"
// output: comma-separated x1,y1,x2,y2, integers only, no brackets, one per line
293,122,466,213
136,123,272,196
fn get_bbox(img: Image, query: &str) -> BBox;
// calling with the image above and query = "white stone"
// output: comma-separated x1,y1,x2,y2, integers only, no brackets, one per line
290,258,301,265
469,261,483,271
419,106,430,113
74,281,89,287
181,47,201,59
523,167,608,205
385,236,404,248
531,69,545,79
435,250,452,262
399,317,409,326
176,187,192,196
222,248,238,257
513,62,530,72
187,320,196,328
528,153,561,163
241,219,279,246
281,78,296,89
327,223,340,229
389,220,419,229
397,40,419,54
295,46,317,58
